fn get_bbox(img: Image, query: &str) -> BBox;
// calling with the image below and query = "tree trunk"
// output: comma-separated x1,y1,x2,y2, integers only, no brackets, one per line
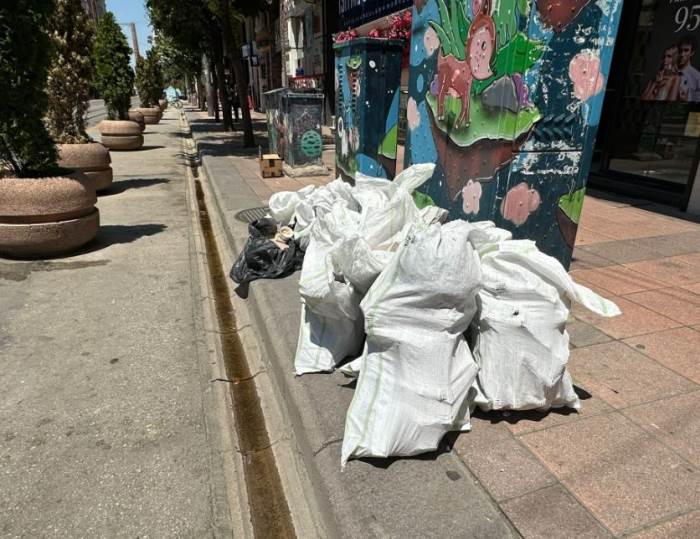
218,1,254,147
211,29,232,130
205,54,218,120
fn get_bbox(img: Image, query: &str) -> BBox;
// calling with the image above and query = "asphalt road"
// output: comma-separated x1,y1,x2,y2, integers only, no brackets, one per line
86,97,140,126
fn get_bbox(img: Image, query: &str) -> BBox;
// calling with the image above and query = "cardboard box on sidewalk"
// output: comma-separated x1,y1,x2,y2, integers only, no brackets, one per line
259,147,283,178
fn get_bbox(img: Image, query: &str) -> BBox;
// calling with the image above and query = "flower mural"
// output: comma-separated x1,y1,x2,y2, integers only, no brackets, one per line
407,97,421,130
462,180,482,214
501,182,541,226
569,51,604,101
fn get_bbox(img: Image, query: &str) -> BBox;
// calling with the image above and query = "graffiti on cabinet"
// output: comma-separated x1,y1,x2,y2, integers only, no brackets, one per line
335,38,404,181
405,0,623,267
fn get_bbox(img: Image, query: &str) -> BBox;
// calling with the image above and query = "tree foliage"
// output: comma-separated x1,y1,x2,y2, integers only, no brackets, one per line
46,0,94,144
0,0,59,177
93,12,134,120
135,48,164,107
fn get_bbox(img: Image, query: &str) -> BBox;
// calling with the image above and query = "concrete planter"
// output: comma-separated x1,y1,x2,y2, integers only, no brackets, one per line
0,172,99,258
128,110,146,132
133,107,161,125
58,142,113,192
99,120,144,151
158,99,167,111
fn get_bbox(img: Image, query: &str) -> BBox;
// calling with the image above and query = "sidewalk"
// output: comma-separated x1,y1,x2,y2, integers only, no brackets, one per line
0,109,235,537
189,106,700,538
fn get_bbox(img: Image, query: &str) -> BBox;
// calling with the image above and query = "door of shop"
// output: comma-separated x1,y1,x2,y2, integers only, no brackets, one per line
592,0,700,210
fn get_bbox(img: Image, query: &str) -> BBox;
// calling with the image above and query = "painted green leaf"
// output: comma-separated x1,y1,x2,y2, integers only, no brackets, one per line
472,32,544,94
429,21,454,58
493,0,519,47
449,0,468,52
516,0,529,17
558,188,586,224
413,191,436,210
378,124,398,159
455,0,470,45
426,91,541,147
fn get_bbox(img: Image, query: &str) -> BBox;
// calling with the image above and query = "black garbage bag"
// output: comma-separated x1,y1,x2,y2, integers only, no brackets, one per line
230,218,304,284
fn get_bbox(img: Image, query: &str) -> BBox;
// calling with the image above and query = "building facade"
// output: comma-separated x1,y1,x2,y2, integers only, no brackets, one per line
80,0,106,24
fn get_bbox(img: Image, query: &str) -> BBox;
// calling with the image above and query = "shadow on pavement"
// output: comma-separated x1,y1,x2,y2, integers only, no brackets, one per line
137,145,166,151
188,116,263,158
79,224,167,253
102,178,170,195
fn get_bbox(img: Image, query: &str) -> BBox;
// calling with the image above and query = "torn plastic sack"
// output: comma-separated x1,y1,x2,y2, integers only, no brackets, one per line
294,202,364,375
230,218,304,284
268,184,315,225
341,220,482,465
470,237,621,412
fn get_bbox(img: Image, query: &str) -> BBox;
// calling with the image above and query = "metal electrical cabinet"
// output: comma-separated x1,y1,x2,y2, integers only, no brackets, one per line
334,38,404,182
263,88,324,169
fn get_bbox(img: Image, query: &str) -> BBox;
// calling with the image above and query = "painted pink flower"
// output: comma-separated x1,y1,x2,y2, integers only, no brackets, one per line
462,180,482,214
407,97,420,130
501,182,541,226
424,27,440,57
569,51,604,101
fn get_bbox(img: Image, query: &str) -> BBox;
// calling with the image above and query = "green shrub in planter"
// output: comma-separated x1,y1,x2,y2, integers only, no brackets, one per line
0,0,59,177
135,48,165,108
93,12,134,120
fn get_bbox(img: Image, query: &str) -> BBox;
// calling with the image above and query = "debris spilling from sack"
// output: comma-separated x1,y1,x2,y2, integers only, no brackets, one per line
237,164,621,466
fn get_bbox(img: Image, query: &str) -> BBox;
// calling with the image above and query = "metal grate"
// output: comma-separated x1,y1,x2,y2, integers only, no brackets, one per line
234,206,270,224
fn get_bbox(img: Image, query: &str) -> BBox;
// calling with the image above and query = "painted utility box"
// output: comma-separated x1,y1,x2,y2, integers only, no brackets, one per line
404,0,623,268
263,88,325,173
263,88,285,156
334,38,404,182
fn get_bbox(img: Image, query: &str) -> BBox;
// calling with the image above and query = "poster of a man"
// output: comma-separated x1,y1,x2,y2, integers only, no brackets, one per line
641,0,700,103
678,35,700,100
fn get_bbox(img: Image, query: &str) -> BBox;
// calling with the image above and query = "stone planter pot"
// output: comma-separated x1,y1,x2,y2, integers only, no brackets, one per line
128,110,145,132
158,99,167,111
0,172,99,258
99,120,143,151
133,107,161,125
58,142,113,192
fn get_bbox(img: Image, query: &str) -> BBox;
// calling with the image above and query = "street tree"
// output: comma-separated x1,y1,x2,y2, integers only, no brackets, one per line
93,12,134,120
46,0,94,144
147,0,260,146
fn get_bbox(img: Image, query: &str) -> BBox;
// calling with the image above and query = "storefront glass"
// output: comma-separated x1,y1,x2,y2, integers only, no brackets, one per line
599,0,700,192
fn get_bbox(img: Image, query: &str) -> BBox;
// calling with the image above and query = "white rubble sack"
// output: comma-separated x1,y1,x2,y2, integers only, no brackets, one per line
268,184,316,225
341,220,482,465
293,164,437,375
294,201,364,375
470,233,621,412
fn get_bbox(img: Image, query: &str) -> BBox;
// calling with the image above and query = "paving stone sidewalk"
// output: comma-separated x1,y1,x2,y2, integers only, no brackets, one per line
191,107,700,538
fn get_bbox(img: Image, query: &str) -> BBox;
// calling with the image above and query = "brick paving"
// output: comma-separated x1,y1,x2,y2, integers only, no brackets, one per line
192,109,700,538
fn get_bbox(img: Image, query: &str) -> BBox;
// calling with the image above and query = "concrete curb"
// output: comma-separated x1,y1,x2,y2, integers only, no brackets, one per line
186,109,520,538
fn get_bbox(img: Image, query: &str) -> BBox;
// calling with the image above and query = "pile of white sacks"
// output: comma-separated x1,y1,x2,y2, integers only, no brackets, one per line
268,164,620,467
